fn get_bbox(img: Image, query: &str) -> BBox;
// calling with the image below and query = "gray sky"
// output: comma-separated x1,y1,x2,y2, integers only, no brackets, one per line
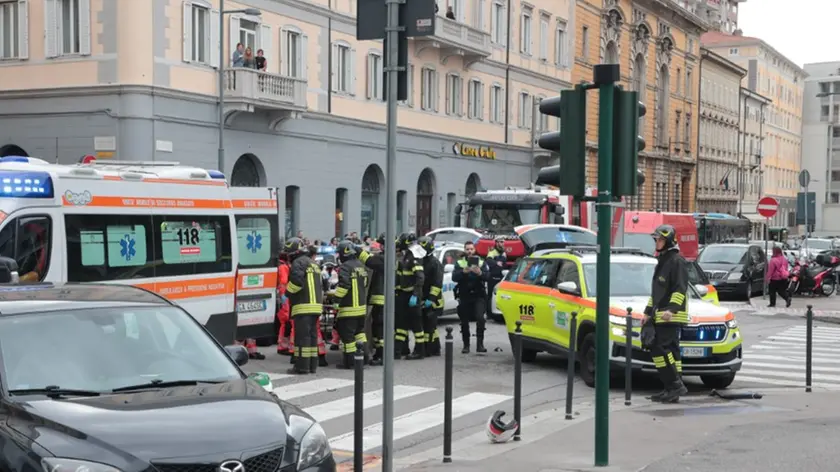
738,0,834,67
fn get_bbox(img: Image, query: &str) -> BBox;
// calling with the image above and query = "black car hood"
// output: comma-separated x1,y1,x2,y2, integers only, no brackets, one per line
7,379,308,465
699,262,743,273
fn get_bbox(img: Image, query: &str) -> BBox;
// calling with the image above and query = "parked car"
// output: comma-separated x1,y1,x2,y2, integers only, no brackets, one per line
697,243,766,300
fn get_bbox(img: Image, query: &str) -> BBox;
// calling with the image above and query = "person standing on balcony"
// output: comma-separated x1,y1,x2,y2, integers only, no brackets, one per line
446,6,455,19
232,43,244,67
256,49,267,71
243,47,256,68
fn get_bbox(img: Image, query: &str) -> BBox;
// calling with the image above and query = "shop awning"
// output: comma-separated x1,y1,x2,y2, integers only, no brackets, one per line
741,213,767,224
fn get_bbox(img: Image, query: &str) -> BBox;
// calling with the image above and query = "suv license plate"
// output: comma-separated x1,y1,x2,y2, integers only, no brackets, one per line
238,300,267,313
681,347,707,358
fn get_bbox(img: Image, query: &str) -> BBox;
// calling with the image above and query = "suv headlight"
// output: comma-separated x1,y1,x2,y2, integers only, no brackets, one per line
297,422,332,470
726,319,738,329
42,459,121,472
610,315,640,327
727,272,742,281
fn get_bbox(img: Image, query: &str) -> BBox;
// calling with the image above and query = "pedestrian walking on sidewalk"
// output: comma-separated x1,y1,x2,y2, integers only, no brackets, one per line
643,224,690,403
766,246,792,308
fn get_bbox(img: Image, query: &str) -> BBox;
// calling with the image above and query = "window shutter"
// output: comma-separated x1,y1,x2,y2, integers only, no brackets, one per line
44,0,57,58
445,76,451,114
479,83,484,120
330,43,338,91
433,72,439,112
300,34,308,80
17,0,28,59
229,15,240,61
209,9,220,68
349,47,356,95
365,54,372,98
490,6,498,41
467,81,474,117
182,2,192,62
502,6,507,44
78,0,91,55
375,56,383,99
457,78,464,116
259,23,271,70
278,29,286,76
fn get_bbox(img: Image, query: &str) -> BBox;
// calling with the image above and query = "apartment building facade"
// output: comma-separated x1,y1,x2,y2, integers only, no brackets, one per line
574,0,706,213
695,47,744,216
738,86,771,237
702,31,805,229
0,0,574,238
674,0,743,34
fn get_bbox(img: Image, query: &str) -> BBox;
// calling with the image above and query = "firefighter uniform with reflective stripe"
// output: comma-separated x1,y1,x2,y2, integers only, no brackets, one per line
360,249,385,365
287,254,324,374
644,246,689,391
396,249,425,359
421,252,444,356
334,256,369,368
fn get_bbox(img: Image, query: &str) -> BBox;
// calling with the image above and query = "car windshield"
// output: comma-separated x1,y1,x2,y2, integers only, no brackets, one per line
581,262,700,299
805,239,833,250
623,233,656,255
520,227,598,246
697,246,747,265
430,231,477,245
0,306,242,393
471,204,541,233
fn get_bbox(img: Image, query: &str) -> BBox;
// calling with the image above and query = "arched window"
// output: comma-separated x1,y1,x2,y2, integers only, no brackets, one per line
230,154,264,187
361,165,383,237
465,173,481,198
605,41,618,64
416,169,436,235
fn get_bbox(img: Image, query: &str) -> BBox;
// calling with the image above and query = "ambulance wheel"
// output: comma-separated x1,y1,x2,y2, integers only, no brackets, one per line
700,373,736,390
579,333,596,388
521,348,538,363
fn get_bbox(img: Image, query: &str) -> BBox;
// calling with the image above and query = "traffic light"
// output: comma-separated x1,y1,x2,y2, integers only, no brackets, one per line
612,88,646,196
537,86,587,197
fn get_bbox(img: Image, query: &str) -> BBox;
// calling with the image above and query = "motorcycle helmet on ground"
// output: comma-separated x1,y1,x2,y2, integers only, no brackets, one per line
337,240,358,262
417,236,435,256
486,410,518,443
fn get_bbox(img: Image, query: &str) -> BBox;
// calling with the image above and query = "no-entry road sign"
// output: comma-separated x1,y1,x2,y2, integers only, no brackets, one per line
757,196,779,218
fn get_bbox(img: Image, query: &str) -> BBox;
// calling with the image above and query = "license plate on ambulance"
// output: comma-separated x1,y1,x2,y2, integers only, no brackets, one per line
237,300,267,313
681,347,708,358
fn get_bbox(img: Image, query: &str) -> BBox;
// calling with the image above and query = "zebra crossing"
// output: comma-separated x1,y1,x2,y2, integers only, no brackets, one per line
260,372,512,454
738,325,840,389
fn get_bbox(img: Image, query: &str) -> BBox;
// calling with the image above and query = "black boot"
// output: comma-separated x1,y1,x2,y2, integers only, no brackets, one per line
287,356,309,375
319,354,328,367
370,347,383,366
659,382,688,403
461,329,470,354
430,339,441,356
335,353,354,370
289,355,296,365
648,390,667,402
406,343,426,360
309,356,318,374
476,334,487,353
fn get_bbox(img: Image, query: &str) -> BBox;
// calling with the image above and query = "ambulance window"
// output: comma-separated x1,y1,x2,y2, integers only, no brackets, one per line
235,216,277,268
153,215,232,276
65,215,155,282
555,260,581,287
515,259,559,287
0,215,52,283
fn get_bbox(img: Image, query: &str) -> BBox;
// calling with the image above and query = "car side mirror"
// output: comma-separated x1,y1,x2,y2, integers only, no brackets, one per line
224,345,249,366
0,257,19,284
444,264,454,273
556,281,580,296
694,284,709,296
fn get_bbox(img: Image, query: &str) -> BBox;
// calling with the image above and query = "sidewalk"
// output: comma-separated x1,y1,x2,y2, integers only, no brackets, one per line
735,296,840,322
399,388,840,472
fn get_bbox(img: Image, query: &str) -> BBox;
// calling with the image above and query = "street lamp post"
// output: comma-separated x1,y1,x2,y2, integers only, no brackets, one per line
218,2,261,173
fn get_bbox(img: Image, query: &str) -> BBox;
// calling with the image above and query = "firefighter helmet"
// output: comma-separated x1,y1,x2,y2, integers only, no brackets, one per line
337,240,358,262
283,237,305,259
651,224,677,248
376,232,386,246
485,410,518,443
417,236,435,256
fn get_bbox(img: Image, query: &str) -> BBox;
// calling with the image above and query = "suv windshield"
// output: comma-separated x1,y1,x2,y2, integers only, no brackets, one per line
471,204,541,233
0,306,242,393
623,233,656,255
697,246,747,265
581,262,700,299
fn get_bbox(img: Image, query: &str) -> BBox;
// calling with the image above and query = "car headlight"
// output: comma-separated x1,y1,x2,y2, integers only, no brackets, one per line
297,422,332,470
610,315,640,327
42,459,121,472
726,319,738,329
727,272,742,281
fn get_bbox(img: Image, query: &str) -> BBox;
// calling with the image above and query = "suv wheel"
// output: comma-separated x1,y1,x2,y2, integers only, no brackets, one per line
700,372,736,390
579,332,596,388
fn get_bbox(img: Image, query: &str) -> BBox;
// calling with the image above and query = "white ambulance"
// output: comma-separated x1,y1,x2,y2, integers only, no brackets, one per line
0,156,279,345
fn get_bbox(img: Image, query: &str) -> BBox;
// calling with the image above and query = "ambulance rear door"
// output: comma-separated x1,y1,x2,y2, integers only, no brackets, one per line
231,187,280,341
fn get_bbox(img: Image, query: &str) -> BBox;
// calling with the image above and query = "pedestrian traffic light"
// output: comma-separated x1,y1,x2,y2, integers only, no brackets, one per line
612,89,646,197
537,86,587,197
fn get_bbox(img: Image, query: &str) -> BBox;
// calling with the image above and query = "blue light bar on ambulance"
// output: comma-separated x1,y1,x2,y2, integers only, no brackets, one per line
0,156,30,163
0,171,54,198
207,170,226,180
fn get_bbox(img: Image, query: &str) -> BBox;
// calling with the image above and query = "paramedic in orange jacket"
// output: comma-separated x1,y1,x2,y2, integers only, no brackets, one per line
276,251,292,354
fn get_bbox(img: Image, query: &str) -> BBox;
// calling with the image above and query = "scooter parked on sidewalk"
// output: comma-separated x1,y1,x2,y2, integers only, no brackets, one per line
789,254,839,297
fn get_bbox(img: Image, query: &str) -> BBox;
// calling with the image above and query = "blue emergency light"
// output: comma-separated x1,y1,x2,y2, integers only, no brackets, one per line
0,171,54,198
0,156,30,163
207,170,226,180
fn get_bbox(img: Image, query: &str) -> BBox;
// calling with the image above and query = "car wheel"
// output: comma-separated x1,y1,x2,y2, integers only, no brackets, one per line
700,372,736,390
579,333,596,388
521,348,538,363
489,313,504,324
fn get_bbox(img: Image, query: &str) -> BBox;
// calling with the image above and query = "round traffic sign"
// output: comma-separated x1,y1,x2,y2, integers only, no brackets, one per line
757,196,779,218
799,169,811,188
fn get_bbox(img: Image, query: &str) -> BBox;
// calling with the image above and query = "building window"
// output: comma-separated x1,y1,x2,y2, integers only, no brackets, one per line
685,113,692,150
676,67,681,95
366,52,383,100
238,19,257,51
831,193,840,204
518,91,532,128
448,0,465,22
555,21,566,66
188,5,209,64
400,64,415,107
539,14,549,60
686,68,693,98
0,1,23,59
60,0,81,54
285,185,300,238
472,0,484,29
656,65,670,146
445,73,463,115
581,26,588,62
331,42,353,93
729,47,738,56
283,29,305,78
538,97,550,131
675,112,681,147
490,84,503,123
468,79,483,120
490,1,505,44
520,6,532,54
421,67,439,111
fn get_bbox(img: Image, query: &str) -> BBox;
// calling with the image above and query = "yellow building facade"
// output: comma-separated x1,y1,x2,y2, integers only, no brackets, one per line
573,0,707,212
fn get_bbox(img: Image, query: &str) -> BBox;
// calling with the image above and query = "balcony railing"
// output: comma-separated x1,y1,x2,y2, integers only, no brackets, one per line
224,68,307,111
413,15,492,67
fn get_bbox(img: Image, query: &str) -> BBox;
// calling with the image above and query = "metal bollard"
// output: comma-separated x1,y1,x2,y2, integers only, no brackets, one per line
513,320,523,441
625,307,633,406
806,305,813,393
443,326,454,463
353,341,364,471
565,311,578,420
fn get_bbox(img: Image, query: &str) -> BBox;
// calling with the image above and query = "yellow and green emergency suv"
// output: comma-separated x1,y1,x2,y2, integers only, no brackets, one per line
333,240,369,368
495,247,743,390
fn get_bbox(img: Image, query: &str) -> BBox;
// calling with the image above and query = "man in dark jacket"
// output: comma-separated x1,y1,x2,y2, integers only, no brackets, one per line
333,240,369,369
452,241,489,353
359,233,386,365
643,224,690,403
285,237,324,375
485,236,507,319
396,233,426,359
418,236,443,356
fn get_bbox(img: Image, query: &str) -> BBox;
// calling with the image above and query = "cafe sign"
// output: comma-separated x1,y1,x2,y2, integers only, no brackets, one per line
453,143,496,160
